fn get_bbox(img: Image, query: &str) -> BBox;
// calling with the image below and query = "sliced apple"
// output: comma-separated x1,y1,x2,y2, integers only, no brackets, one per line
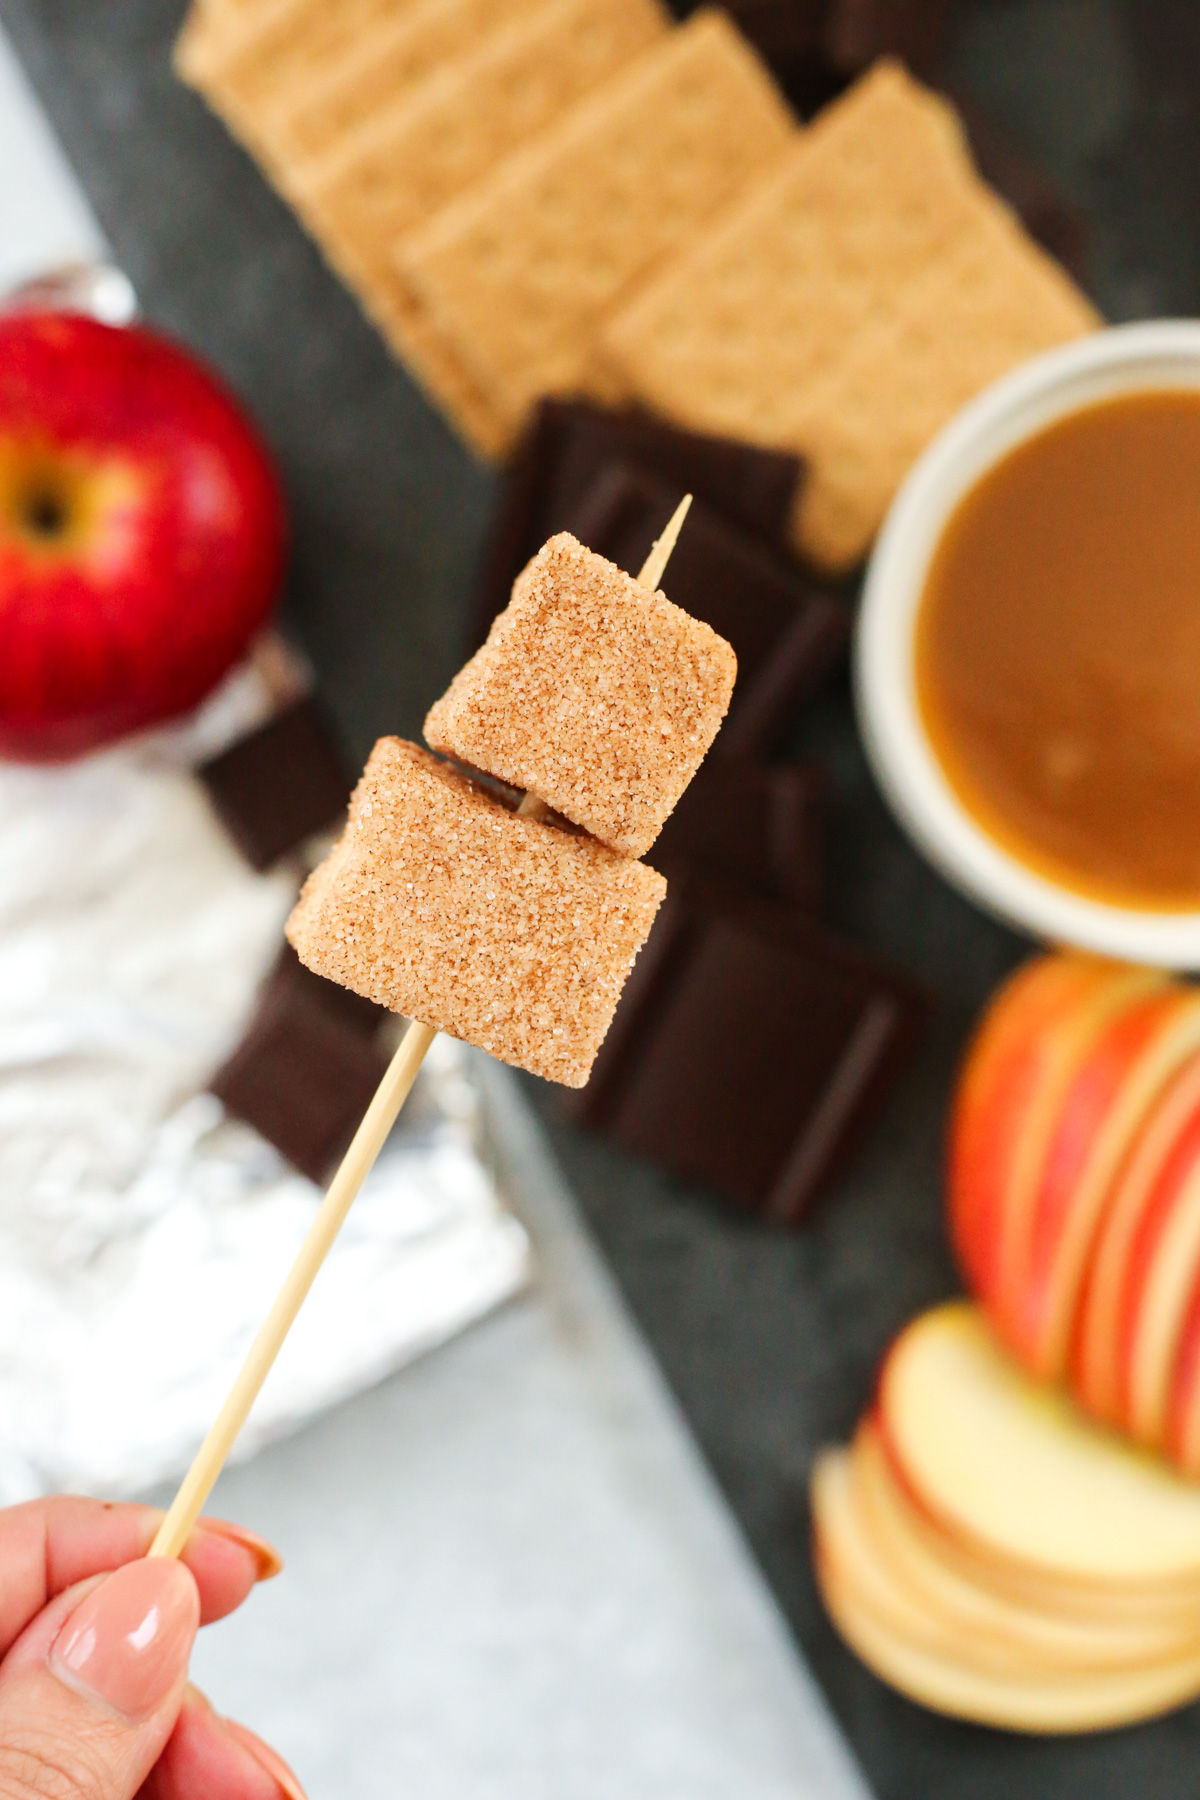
948,955,1154,1305
814,1449,1200,1733
948,955,1115,1295
1166,1280,1200,1478
1074,1054,1200,1427
1124,1143,1200,1450
877,1302,1200,1592
1001,987,1200,1378
849,1419,1200,1665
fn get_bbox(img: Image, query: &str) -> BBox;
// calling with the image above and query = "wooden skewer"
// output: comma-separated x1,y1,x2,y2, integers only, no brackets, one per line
149,496,693,1560
149,1019,436,1557
638,493,691,593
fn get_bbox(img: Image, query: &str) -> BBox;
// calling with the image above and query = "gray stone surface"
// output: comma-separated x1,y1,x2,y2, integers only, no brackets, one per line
2,1,1199,1793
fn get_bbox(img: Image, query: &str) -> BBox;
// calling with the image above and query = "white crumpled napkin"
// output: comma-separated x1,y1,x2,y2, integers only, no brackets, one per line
0,668,530,1503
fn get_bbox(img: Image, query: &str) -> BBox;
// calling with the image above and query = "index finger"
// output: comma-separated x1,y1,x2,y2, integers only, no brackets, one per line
0,1497,278,1657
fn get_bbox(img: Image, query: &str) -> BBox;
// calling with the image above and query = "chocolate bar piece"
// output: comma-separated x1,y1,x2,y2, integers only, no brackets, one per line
571,875,927,1223
651,762,825,910
714,0,949,116
209,946,389,1183
822,0,950,77
562,462,849,754
262,943,388,1037
198,697,354,871
472,398,806,647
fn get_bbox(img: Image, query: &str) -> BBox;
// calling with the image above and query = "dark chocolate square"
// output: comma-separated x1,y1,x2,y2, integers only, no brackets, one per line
262,943,389,1037
562,462,849,754
209,948,389,1183
651,762,825,909
572,877,927,1224
471,398,806,647
198,696,354,871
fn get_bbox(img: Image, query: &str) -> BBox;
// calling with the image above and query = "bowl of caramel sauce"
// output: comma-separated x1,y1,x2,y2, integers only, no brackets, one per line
856,322,1200,967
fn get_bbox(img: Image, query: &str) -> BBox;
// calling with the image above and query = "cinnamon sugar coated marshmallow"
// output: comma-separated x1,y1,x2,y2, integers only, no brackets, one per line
423,533,737,857
285,737,666,1085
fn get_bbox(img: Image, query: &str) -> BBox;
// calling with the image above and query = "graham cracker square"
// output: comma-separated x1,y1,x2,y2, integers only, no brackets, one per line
292,0,668,250
397,10,797,442
599,59,1100,571
264,0,553,166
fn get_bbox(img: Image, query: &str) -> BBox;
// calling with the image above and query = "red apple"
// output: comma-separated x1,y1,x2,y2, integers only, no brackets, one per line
0,311,286,759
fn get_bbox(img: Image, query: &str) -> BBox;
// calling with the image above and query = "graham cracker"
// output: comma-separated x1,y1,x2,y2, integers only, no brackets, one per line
178,0,516,453
293,0,669,249
397,9,797,443
265,0,556,166
599,60,1100,571
175,0,419,139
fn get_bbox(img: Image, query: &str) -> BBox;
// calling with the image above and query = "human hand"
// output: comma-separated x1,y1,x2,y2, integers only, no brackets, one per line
0,1496,304,1798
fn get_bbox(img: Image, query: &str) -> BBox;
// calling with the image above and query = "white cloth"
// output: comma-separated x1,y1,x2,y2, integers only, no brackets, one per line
0,674,530,1502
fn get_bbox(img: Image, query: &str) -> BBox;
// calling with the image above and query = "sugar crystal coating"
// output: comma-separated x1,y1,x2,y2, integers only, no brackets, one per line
424,532,737,857
285,737,666,1086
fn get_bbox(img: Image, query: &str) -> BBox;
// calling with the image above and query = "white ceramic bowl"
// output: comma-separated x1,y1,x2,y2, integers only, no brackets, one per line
855,320,1200,970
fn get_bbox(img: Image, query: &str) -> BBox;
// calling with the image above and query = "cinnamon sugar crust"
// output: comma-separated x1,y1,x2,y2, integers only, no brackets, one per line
286,737,666,1085
424,532,736,857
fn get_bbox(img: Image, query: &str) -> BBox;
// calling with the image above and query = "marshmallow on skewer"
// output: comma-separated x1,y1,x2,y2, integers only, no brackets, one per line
424,531,737,858
286,739,665,1087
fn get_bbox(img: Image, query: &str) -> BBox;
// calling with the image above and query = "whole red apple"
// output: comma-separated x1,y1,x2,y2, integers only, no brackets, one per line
0,311,286,759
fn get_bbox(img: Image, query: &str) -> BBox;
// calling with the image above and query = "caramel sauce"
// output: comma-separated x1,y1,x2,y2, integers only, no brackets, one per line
915,390,1200,911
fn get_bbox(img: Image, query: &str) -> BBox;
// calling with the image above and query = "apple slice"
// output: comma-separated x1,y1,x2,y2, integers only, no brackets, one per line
949,955,1112,1293
948,956,1155,1305
814,1448,1200,1732
1074,1054,1200,1427
878,1302,1200,1592
1166,1279,1200,1478
849,1419,1200,1666
1000,986,1200,1379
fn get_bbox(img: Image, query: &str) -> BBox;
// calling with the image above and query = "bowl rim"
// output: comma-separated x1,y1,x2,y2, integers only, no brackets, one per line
854,319,1200,970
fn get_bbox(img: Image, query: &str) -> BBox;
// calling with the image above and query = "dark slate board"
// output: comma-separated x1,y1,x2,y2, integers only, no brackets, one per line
4,1,1200,1793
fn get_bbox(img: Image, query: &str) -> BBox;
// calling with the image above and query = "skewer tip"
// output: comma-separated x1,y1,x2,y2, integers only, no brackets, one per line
637,493,692,591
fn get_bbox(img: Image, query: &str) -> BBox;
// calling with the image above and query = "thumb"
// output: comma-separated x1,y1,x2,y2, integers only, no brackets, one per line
0,1558,199,1799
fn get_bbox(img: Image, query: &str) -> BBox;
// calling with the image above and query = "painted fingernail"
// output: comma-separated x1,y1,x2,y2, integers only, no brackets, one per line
195,1517,284,1581
49,1560,199,1720
224,1719,308,1800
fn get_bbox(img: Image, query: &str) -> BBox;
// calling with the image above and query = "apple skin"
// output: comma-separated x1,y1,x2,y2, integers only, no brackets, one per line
947,955,1121,1301
1074,1055,1200,1437
947,954,1165,1360
0,311,286,759
1005,987,1200,1379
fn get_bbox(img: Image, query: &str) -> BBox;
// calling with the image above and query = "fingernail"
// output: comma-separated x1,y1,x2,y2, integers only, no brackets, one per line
185,1681,214,1713
196,1517,284,1581
49,1560,199,1721
224,1719,308,1800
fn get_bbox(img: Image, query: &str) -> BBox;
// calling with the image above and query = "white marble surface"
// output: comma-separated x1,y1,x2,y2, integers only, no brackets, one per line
179,1066,870,1800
